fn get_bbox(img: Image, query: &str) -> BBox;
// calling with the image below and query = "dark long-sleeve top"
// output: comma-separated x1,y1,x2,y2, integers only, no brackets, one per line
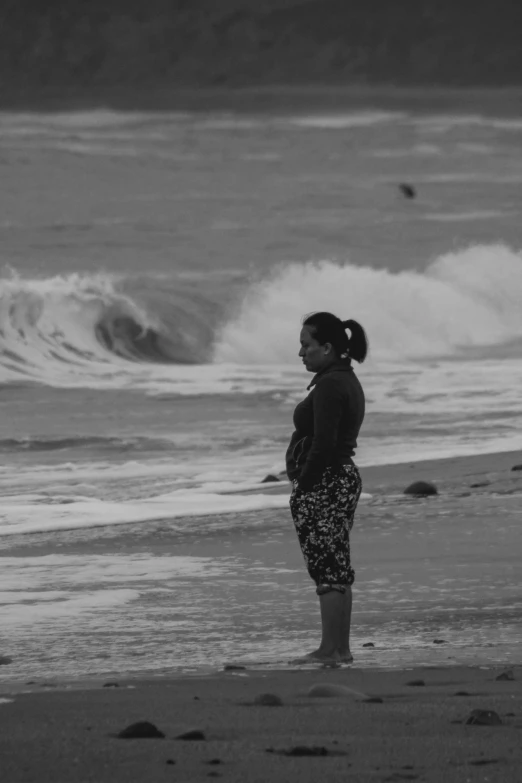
285,362,365,492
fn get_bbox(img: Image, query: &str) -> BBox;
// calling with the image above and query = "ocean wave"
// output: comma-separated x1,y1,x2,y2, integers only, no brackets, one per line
0,435,174,453
1,244,522,392
287,111,406,129
0,271,221,381
214,244,522,364
423,210,508,222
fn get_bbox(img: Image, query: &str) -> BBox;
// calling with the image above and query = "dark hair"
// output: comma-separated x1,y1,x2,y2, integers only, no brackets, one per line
302,312,369,363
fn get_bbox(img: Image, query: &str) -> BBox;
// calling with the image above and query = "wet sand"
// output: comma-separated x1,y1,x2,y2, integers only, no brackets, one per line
1,665,521,782
1,448,521,679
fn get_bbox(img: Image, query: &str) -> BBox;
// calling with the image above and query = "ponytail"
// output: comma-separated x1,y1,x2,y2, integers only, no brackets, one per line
342,319,368,364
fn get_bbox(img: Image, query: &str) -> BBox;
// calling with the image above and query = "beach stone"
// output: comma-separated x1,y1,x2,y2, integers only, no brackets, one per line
362,642,375,648
261,474,280,483
0,656,13,665
118,721,165,739
406,679,425,687
465,709,502,726
267,745,328,757
495,669,515,681
404,481,438,497
511,463,522,471
223,664,246,671
177,729,206,740
206,759,223,765
268,745,348,757
307,683,369,700
253,692,283,706
165,760,176,765
433,639,447,644
103,681,120,688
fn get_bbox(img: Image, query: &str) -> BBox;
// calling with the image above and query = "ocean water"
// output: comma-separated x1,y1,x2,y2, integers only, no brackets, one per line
1,102,521,678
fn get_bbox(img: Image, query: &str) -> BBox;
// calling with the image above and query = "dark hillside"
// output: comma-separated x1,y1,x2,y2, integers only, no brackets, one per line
1,0,522,97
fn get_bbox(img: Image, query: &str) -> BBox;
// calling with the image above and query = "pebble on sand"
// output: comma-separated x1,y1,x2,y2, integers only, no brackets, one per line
261,474,280,483
362,642,375,648
0,656,13,665
404,481,438,497
406,680,426,687
176,729,206,740
465,709,502,726
511,463,522,471
253,693,283,706
433,639,447,644
103,682,120,688
223,664,246,671
267,746,327,757
307,683,370,700
117,721,165,739
267,745,348,757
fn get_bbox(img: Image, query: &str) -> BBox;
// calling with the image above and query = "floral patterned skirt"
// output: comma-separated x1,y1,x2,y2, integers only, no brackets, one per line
289,464,362,586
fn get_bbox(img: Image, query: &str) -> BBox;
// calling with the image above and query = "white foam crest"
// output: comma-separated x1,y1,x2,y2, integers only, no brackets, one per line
0,271,153,380
371,144,442,158
288,111,406,129
213,245,522,363
0,490,292,536
424,210,507,222
0,270,305,394
0,110,155,131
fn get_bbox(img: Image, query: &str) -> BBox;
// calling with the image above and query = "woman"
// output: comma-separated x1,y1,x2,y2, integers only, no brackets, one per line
286,311,368,665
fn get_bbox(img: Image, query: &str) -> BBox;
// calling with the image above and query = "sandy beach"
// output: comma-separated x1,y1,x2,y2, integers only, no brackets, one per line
1,665,521,782
1,451,521,780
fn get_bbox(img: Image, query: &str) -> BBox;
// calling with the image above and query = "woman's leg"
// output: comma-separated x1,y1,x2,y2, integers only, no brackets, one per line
291,588,344,663
338,587,353,662
317,588,345,657
289,467,360,663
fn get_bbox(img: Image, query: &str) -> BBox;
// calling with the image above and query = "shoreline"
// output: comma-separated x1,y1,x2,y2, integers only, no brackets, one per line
1,447,521,689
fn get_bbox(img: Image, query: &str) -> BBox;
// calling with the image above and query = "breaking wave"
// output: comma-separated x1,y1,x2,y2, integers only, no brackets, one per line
1,244,522,392
0,271,226,380
214,244,522,364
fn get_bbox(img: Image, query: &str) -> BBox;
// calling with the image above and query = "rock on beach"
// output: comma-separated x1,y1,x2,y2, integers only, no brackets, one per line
404,481,438,497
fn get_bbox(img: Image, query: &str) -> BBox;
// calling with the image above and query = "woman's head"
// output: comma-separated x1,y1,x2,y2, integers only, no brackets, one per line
299,312,368,373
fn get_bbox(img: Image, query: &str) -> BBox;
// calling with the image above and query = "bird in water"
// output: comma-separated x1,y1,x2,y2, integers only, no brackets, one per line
398,182,416,199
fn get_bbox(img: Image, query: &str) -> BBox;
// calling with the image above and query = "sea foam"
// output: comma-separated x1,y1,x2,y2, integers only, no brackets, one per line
214,244,522,364
1,244,521,395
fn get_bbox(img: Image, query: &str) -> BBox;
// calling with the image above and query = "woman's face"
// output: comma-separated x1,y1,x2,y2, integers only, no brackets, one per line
299,326,333,373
